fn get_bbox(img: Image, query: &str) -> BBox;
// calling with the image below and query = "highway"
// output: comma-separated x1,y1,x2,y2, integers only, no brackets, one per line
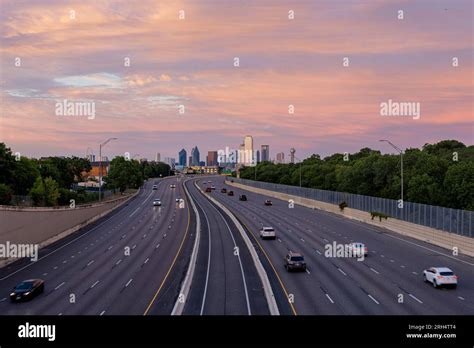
0,177,193,315
200,176,474,315
182,178,269,315
1,174,473,315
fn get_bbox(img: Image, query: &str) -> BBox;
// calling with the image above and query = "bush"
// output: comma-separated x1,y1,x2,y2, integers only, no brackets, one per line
0,183,13,205
58,188,78,206
29,176,60,206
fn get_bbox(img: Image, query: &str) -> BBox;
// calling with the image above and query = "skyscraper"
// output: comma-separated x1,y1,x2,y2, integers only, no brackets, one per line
179,149,187,166
276,152,285,163
164,157,175,167
261,145,269,162
207,151,218,166
244,135,253,165
155,152,161,162
256,150,260,163
191,146,200,166
238,143,245,164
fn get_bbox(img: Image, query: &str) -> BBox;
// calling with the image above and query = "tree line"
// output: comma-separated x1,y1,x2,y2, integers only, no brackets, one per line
0,143,171,206
238,140,474,211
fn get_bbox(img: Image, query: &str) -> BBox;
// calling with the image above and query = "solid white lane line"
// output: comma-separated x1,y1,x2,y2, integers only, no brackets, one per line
193,197,212,316
125,279,133,287
338,268,347,276
91,280,100,288
209,198,252,315
368,294,379,305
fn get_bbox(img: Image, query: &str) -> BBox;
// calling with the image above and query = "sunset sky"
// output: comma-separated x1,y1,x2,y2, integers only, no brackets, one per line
0,0,472,161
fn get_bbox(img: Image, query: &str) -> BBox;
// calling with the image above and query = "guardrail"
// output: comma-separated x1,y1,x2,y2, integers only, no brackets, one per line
231,178,472,237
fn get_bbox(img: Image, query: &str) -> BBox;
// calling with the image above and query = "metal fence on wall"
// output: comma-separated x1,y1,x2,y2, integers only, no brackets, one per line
232,178,473,237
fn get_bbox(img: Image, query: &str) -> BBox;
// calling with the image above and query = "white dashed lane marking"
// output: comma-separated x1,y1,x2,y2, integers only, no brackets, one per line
368,294,380,305
54,282,65,291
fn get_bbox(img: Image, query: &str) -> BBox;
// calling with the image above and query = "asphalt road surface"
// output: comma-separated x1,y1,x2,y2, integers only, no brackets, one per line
1,174,472,315
201,176,474,315
182,178,269,315
0,177,192,315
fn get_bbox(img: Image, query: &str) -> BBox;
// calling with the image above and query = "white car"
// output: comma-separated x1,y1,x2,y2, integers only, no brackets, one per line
423,267,458,288
259,227,276,240
176,198,181,202
347,242,368,257
153,199,162,206
170,184,176,188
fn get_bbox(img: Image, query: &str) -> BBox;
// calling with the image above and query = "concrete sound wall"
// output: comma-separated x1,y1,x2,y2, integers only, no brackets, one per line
227,181,474,257
0,192,137,267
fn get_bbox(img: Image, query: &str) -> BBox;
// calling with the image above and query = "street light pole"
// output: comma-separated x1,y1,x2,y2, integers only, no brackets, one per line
379,140,403,205
99,137,117,201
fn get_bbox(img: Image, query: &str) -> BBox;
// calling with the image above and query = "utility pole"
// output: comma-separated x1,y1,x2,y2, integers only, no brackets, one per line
99,137,117,201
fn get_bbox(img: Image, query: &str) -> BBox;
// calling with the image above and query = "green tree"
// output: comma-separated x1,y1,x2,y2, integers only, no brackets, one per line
443,161,474,210
106,157,144,192
0,183,13,204
29,176,60,206
10,157,40,195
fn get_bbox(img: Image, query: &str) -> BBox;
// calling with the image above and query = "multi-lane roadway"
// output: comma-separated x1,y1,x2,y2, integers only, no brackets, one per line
0,175,472,315
0,177,193,315
201,176,474,315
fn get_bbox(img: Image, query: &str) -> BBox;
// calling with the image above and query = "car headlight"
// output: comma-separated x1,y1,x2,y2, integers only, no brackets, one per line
24,292,30,296
10,292,15,296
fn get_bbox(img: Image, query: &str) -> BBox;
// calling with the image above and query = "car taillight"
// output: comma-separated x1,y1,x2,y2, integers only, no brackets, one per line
453,276,458,279
437,276,443,279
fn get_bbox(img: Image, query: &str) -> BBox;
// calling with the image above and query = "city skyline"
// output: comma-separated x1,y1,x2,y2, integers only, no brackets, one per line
1,0,472,160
